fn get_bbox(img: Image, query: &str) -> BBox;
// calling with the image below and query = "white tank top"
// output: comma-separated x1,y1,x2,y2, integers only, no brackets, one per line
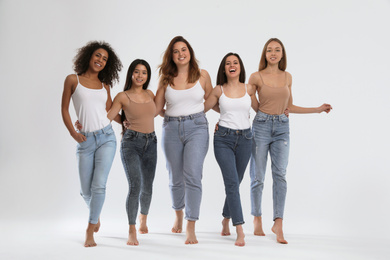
71,74,110,132
218,84,251,130
165,81,205,117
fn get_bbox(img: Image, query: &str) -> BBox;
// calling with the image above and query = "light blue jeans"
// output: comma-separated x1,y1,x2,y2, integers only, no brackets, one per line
162,111,209,221
250,111,289,220
76,124,116,224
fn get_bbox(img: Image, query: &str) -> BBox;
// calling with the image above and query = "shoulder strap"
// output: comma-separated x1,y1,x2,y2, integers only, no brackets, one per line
124,91,132,103
75,74,79,83
258,71,265,85
220,85,224,94
284,72,288,86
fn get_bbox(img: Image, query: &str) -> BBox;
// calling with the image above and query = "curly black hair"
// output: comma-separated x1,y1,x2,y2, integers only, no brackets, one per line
73,41,122,87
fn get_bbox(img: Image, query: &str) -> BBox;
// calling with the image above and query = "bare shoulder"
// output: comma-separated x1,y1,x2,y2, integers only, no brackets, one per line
285,71,292,85
200,69,210,78
212,85,223,97
103,83,111,92
157,77,168,90
249,71,260,84
64,74,77,85
146,89,155,98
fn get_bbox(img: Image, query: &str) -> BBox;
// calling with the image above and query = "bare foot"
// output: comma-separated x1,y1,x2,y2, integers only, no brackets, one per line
235,225,245,247
138,214,148,234
127,225,139,246
271,218,288,244
94,218,100,233
221,218,231,236
185,220,198,244
84,223,97,247
171,210,183,233
253,216,265,236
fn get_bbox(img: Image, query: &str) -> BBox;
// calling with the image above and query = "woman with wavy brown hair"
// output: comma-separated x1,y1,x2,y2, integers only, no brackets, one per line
155,36,213,244
61,41,122,247
249,38,332,244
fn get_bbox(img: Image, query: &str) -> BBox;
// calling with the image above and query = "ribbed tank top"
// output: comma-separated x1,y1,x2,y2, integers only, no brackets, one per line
258,72,290,115
123,91,156,133
218,85,251,130
165,81,205,117
71,74,110,132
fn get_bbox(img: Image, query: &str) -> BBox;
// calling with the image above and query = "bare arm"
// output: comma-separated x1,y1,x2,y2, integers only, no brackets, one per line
154,78,167,117
204,85,222,112
107,92,126,121
61,75,86,143
104,84,122,124
200,69,220,112
247,84,259,112
286,72,332,114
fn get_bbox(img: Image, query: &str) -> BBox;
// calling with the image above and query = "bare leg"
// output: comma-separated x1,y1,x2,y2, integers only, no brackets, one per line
185,220,198,244
138,214,148,234
171,210,183,233
235,225,245,247
84,223,97,247
253,216,265,236
127,225,139,246
271,218,288,244
221,218,231,236
94,218,100,233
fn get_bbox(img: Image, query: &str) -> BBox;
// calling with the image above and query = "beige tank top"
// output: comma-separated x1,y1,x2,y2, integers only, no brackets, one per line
123,91,156,133
258,72,290,115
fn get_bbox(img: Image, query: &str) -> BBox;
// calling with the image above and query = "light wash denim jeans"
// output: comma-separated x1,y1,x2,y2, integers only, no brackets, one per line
162,111,209,221
214,125,252,226
120,129,157,225
250,111,289,220
76,124,116,224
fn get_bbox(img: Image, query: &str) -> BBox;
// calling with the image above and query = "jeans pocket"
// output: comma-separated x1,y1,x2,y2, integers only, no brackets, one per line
214,129,227,137
244,131,253,140
123,131,135,141
194,116,208,125
254,115,267,123
153,135,157,143
281,115,289,123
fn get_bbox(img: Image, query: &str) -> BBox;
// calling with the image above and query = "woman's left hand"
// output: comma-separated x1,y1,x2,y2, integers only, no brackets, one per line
123,119,131,129
318,103,333,113
284,108,289,117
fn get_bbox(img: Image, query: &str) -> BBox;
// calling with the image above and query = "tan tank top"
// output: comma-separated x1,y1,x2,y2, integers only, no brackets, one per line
123,91,156,133
258,72,290,115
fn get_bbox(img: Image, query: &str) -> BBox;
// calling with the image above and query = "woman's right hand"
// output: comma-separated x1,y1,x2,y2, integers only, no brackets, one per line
123,119,131,129
71,132,86,143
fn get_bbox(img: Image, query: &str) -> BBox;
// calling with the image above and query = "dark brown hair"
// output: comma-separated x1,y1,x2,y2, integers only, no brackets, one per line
216,53,246,86
73,41,122,87
258,38,287,71
158,36,200,86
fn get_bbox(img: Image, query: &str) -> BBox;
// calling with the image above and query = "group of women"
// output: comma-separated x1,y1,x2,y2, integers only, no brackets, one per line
61,36,332,248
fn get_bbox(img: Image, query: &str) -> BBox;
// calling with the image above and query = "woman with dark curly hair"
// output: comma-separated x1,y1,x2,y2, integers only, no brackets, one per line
107,59,157,246
61,41,122,247
155,36,213,244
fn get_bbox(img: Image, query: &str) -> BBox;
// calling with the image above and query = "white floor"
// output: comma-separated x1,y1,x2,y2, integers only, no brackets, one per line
2,220,389,260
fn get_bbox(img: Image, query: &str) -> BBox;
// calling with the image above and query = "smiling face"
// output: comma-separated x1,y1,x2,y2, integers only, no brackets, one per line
265,41,283,65
172,41,191,65
131,64,148,88
89,48,108,72
225,55,241,79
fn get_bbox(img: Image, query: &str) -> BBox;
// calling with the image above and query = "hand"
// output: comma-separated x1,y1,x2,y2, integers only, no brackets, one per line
284,108,289,117
74,120,83,130
123,119,131,129
159,108,166,117
71,132,86,143
318,103,333,113
214,123,219,133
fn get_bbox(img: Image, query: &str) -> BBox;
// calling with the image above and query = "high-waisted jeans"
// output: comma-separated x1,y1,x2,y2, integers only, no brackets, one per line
76,124,117,224
162,111,209,221
214,125,252,226
250,111,290,220
120,129,157,225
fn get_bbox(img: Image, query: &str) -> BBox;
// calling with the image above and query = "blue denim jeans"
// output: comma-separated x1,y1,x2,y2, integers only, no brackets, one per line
214,125,252,226
162,111,209,221
120,129,157,225
250,111,290,220
76,124,117,224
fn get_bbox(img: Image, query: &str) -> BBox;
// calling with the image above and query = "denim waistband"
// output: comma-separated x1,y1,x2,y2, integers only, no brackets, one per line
124,129,156,138
256,110,288,121
217,125,251,135
81,124,113,137
164,111,205,121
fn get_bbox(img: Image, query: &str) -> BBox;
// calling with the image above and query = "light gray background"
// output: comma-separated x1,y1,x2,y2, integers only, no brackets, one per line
1,0,389,259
